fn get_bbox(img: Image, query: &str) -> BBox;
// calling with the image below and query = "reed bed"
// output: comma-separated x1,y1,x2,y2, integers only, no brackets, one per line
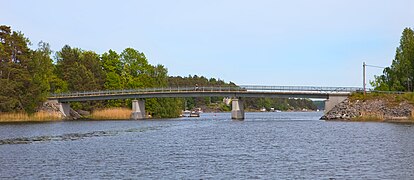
90,108,131,120
0,111,63,122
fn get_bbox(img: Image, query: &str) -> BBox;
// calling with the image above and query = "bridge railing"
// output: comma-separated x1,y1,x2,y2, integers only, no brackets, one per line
49,85,364,98
50,86,243,98
239,85,363,92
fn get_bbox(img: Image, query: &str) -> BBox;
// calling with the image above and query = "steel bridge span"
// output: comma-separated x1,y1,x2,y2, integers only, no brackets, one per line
48,86,361,120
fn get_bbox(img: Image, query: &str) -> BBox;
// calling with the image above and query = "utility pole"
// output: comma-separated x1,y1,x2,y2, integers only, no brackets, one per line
362,62,385,97
363,62,366,96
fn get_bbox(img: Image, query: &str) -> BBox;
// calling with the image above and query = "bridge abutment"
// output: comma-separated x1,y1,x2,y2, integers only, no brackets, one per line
231,98,244,120
324,95,347,113
59,103,71,117
131,100,146,120
47,100,71,117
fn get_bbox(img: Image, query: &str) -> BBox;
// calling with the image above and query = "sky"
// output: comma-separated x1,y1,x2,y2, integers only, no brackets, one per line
2,0,414,87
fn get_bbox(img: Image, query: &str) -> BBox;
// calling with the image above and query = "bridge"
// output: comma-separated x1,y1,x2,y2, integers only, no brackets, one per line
48,85,362,120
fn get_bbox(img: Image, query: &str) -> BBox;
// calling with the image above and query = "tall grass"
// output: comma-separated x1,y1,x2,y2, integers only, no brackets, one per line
403,92,414,104
0,111,63,122
90,108,131,120
352,112,385,121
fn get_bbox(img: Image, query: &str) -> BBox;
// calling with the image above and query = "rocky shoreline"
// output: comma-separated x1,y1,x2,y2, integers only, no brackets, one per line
321,98,414,121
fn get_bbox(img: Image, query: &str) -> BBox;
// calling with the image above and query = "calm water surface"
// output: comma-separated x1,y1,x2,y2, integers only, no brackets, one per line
0,112,414,179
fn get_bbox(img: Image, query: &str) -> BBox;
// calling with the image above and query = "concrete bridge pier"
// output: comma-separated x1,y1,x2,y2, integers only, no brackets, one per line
131,100,146,120
231,98,244,120
324,95,347,113
47,100,71,117
59,103,71,117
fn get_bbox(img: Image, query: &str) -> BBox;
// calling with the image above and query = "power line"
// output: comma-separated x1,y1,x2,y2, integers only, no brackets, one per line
363,62,386,96
365,64,386,69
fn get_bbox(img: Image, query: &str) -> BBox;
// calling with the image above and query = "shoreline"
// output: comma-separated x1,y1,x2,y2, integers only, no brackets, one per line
1,115,412,124
323,119,414,123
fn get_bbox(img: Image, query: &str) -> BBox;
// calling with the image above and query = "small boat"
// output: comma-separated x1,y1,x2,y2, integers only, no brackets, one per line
181,110,200,117
189,111,200,117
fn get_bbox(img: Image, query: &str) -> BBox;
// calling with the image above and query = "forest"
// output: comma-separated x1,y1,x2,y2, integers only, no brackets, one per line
0,25,317,118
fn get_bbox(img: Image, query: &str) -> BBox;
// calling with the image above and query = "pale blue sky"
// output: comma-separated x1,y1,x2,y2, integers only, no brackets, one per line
2,0,414,87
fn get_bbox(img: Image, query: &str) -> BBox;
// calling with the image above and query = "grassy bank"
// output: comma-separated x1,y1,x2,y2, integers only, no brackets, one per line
350,92,414,104
0,111,63,123
89,108,132,120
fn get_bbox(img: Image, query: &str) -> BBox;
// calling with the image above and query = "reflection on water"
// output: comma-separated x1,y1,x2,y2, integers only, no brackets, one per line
0,112,413,179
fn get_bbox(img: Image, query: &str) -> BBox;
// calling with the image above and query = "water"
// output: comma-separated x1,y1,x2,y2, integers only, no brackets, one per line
0,112,414,179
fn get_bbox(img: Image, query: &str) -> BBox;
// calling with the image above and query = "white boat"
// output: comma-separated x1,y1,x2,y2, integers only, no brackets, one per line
181,110,200,117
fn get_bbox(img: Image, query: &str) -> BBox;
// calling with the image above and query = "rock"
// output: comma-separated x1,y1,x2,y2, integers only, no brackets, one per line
70,109,82,120
321,97,414,121
77,110,90,116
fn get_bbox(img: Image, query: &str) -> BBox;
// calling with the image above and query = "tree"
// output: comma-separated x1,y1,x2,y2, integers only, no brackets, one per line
82,50,105,89
102,50,123,89
0,26,54,113
56,45,103,92
24,42,55,113
120,48,150,78
372,28,414,91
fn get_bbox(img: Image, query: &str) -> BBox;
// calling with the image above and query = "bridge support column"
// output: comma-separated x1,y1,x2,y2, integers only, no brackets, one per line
231,98,244,120
131,100,146,120
325,95,347,113
46,100,70,117
59,103,71,117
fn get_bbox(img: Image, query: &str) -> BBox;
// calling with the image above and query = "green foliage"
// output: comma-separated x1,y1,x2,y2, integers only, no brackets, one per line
349,92,392,102
102,50,123,90
218,103,231,111
372,27,414,91
402,92,414,104
146,98,182,118
349,92,414,106
0,25,53,114
56,45,104,92
349,92,366,101
0,25,181,117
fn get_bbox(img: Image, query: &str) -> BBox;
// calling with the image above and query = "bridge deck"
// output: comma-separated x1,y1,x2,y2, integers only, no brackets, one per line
49,86,360,102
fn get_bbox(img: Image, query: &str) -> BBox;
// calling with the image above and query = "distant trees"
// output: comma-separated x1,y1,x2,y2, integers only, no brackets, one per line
168,75,237,110
168,75,236,87
372,28,414,91
244,98,317,111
